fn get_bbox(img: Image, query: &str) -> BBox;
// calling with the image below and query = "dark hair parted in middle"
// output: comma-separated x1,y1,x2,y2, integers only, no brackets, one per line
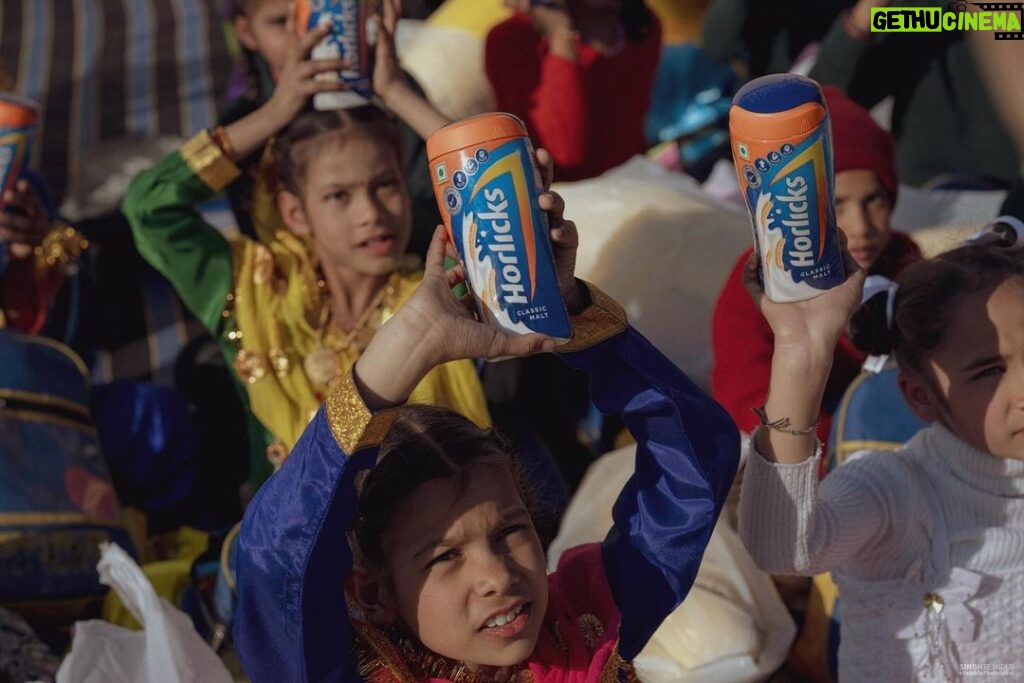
273,106,402,196
353,404,537,569
850,244,1024,374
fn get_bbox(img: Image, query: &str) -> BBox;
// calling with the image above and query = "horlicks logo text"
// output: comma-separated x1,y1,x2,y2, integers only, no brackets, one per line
478,187,529,305
448,135,570,337
777,176,814,267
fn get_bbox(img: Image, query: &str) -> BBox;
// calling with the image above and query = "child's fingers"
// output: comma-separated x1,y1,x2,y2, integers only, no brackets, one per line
835,230,862,280
535,148,555,190
295,22,332,57
306,57,348,75
741,251,766,307
550,219,578,247
286,1,298,38
445,263,465,288
382,0,400,33
5,183,31,208
302,62,350,93
444,232,460,263
423,225,450,277
457,290,477,316
0,223,37,243
0,212,34,234
538,190,565,224
2,188,23,209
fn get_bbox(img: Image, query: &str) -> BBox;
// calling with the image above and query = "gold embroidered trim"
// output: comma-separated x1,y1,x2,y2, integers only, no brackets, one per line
234,349,266,384
251,243,274,286
557,282,628,354
577,613,605,648
599,640,639,683
325,369,399,454
181,129,241,191
352,620,418,683
351,618,533,683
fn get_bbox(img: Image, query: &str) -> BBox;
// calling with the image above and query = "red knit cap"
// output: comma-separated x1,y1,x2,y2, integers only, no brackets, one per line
822,85,898,201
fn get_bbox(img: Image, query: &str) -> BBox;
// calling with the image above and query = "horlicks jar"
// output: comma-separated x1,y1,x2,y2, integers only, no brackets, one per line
427,114,572,342
730,74,845,302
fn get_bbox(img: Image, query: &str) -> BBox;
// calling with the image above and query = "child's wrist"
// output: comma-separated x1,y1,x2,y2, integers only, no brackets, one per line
261,97,297,135
772,343,834,375
376,79,408,108
355,317,436,410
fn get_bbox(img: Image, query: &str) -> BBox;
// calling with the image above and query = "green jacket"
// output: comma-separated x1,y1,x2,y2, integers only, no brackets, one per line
123,144,276,487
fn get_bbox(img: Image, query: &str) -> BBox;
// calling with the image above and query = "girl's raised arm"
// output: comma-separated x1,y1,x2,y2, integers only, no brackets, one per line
550,291,741,660
737,253,914,576
371,0,450,140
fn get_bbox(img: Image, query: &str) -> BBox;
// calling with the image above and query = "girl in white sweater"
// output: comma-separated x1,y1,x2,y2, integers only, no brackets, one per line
738,242,1024,682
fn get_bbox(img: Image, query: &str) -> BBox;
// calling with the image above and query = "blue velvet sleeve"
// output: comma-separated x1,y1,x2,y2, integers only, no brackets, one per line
233,409,374,683
558,326,740,661
233,320,740,679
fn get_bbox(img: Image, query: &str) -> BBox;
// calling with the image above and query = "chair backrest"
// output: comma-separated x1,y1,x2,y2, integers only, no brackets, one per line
0,329,135,604
827,361,928,473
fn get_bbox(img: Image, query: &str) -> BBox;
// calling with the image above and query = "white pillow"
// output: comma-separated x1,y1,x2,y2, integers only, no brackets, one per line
556,156,751,390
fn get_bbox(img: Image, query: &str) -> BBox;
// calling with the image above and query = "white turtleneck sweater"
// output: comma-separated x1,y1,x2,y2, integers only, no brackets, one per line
739,423,1024,683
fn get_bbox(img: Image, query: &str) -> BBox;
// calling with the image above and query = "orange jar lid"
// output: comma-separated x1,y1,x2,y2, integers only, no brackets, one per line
0,94,38,127
729,101,825,142
427,113,527,162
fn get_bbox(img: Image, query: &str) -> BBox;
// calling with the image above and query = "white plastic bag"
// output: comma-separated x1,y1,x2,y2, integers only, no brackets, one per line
56,542,232,683
549,445,796,683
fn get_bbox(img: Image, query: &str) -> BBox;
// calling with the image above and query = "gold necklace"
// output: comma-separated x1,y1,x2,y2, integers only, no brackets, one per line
303,273,400,389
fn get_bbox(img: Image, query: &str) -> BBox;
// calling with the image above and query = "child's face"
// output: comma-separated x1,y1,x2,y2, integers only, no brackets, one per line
233,0,292,76
380,464,549,669
911,276,1024,459
283,133,411,279
835,169,893,271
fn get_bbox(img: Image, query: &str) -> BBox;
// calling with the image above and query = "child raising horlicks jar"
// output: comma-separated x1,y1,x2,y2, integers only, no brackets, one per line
734,76,1024,680
231,185,741,679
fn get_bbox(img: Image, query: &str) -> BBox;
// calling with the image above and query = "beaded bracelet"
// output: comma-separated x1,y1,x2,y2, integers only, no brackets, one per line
752,405,820,436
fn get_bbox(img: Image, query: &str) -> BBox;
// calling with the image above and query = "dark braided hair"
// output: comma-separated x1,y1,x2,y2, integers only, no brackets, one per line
850,244,1024,376
353,404,540,568
272,106,401,196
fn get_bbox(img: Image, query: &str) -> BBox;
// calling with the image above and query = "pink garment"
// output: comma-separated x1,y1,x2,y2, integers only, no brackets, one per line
351,543,634,683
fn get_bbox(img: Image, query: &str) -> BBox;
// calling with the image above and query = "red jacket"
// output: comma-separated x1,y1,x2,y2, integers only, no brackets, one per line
711,232,921,445
484,13,661,182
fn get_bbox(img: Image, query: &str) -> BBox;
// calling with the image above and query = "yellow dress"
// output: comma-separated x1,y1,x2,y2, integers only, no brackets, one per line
228,232,491,462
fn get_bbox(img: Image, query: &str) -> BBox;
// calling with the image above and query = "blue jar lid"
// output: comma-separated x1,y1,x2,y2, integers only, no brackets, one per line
732,74,823,114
